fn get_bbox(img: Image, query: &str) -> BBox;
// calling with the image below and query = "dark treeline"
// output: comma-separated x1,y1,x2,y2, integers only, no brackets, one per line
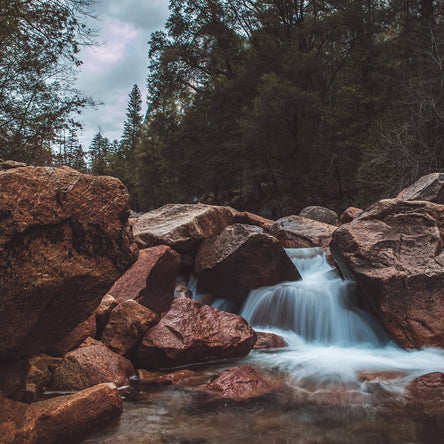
122,0,444,216
2,1,443,217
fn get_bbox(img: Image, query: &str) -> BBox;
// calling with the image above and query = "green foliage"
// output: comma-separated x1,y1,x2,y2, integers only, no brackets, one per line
125,0,444,213
0,0,96,164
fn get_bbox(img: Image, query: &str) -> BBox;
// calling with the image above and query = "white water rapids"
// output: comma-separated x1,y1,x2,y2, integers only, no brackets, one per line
238,247,444,385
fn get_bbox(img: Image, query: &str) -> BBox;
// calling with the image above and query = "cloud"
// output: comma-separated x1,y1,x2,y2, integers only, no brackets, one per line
74,0,169,148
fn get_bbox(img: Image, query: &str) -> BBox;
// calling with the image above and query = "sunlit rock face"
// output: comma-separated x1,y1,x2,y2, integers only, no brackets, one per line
0,166,138,356
137,297,256,369
331,199,444,349
195,223,301,306
397,172,444,204
133,203,235,253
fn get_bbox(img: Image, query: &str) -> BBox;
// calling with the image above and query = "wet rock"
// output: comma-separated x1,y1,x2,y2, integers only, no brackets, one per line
0,357,26,400
52,338,134,390
133,203,234,253
195,224,301,305
49,313,96,356
299,206,338,226
339,207,363,225
107,246,181,314
405,372,444,418
397,172,444,204
331,199,444,348
254,332,288,350
269,215,336,250
0,383,122,444
102,300,159,357
95,294,118,337
137,297,256,369
0,166,137,356
201,366,274,401
358,370,408,382
137,369,198,386
174,280,193,299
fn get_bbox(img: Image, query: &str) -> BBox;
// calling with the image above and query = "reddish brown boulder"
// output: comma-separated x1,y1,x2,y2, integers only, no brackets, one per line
201,366,274,401
269,215,336,250
228,208,274,230
137,369,199,386
0,383,122,444
405,372,444,417
339,207,363,225
331,199,444,348
107,246,181,314
102,300,159,357
195,224,301,305
95,294,118,336
133,203,234,252
0,166,137,356
49,313,96,356
137,297,256,369
253,332,288,350
52,338,134,390
397,172,444,203
299,206,338,226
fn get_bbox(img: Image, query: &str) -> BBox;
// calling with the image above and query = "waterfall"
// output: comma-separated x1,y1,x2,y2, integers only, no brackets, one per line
241,248,388,346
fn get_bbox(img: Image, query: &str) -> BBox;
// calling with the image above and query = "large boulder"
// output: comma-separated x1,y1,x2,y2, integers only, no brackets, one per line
200,366,274,401
133,203,234,253
107,246,181,314
331,199,444,349
299,206,338,226
397,172,444,203
102,300,159,357
0,383,122,444
137,297,256,369
52,338,134,390
195,224,301,305
0,166,137,356
269,216,336,250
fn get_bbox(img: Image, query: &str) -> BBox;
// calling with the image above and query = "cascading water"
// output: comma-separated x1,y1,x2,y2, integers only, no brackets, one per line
241,247,388,346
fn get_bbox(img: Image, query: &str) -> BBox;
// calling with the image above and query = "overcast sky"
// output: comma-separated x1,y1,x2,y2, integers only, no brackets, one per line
75,0,170,148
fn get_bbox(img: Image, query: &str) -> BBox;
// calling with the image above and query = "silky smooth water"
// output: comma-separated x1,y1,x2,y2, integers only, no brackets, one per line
78,248,444,443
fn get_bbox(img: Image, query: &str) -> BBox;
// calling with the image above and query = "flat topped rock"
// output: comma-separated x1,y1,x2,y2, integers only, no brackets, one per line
133,203,234,252
397,172,444,204
269,215,336,250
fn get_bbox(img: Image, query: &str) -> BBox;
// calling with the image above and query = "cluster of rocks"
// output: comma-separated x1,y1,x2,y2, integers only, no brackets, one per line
1,162,443,442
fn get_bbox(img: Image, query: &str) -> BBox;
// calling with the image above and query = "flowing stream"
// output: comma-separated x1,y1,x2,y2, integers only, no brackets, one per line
80,248,444,443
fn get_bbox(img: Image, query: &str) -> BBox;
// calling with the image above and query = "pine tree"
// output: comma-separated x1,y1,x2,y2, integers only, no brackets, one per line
121,84,143,159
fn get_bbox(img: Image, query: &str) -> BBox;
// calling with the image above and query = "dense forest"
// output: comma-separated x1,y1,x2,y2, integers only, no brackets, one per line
1,1,443,217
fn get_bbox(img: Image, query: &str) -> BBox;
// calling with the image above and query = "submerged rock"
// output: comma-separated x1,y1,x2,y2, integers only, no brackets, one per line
133,203,234,252
52,338,134,390
405,372,444,418
195,224,301,305
0,166,137,356
107,246,181,314
102,300,159,357
331,199,444,349
269,215,336,250
201,366,274,401
253,332,288,350
0,383,122,444
299,206,338,226
397,172,444,204
137,297,256,369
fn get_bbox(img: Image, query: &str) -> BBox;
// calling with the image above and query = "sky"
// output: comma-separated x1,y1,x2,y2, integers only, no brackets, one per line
75,0,170,148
